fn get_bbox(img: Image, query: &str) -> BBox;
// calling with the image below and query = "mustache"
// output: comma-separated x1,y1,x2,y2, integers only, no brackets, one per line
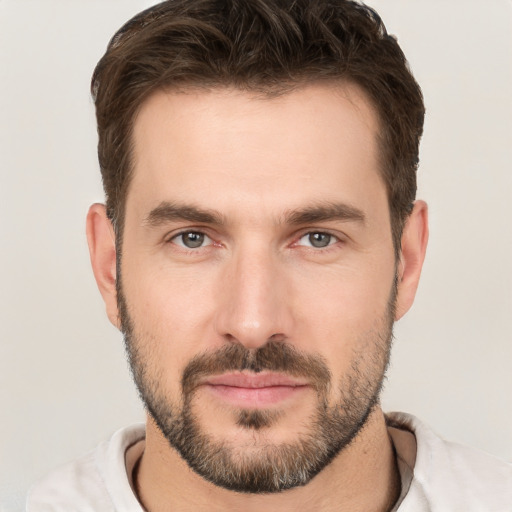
182,341,331,396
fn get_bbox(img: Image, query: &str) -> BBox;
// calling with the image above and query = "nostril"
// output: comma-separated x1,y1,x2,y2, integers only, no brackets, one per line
268,333,286,343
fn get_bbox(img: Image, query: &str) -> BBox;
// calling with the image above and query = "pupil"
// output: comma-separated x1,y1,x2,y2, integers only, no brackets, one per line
309,233,330,248
183,232,204,248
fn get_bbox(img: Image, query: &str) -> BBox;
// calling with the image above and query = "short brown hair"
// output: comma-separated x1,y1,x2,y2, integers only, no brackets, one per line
92,0,424,252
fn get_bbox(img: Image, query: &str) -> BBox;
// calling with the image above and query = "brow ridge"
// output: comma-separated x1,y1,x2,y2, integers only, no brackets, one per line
283,202,366,225
143,200,365,228
144,202,225,227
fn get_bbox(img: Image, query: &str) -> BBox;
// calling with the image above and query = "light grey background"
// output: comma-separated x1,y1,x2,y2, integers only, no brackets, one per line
1,1,511,510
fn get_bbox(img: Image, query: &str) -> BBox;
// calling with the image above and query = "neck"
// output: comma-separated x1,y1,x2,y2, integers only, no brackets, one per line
134,407,400,512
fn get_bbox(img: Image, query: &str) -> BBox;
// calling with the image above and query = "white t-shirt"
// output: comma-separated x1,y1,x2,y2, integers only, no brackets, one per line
26,412,512,511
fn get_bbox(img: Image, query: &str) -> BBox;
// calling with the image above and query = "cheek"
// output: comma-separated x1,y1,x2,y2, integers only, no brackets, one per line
289,262,395,366
292,264,394,329
121,260,220,381
125,252,216,318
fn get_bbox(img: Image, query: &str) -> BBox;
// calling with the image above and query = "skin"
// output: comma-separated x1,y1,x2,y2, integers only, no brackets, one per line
87,83,428,511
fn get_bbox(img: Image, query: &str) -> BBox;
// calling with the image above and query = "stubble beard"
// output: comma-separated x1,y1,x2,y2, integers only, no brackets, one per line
117,280,396,494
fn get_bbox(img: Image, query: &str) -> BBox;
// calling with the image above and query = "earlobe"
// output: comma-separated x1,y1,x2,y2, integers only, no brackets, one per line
86,204,121,329
395,200,429,320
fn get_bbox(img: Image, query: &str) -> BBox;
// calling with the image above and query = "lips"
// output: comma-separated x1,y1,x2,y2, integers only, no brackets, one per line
200,372,310,408
204,372,309,388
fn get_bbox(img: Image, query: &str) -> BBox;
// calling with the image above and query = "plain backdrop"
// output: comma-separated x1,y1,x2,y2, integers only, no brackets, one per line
1,1,511,510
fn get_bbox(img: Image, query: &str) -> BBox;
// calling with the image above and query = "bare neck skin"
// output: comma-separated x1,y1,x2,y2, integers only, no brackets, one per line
135,406,400,512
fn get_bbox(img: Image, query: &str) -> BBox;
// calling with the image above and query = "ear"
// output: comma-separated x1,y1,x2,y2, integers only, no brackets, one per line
395,200,429,320
86,203,121,329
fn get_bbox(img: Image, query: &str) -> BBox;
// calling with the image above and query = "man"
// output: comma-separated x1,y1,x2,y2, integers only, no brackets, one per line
26,0,511,510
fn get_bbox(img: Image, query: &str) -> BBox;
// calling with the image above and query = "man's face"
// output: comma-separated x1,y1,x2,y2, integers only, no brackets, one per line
119,84,398,492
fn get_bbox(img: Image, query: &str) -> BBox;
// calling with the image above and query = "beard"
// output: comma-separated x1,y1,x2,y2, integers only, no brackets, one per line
117,280,396,494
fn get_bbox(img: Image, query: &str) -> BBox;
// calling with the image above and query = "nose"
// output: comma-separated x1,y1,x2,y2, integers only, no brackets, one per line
214,245,293,350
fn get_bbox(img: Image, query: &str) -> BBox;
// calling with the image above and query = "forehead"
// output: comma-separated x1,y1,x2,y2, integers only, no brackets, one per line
128,83,385,220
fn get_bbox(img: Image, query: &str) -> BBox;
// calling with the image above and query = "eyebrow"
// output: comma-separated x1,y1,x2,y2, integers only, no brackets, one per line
283,202,366,225
143,200,365,228
144,202,225,227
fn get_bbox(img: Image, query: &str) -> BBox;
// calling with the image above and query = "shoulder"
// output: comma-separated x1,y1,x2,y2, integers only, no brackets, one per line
26,424,145,512
387,412,512,511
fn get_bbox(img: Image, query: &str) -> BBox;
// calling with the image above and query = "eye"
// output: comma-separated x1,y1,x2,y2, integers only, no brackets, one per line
297,232,338,248
171,231,212,249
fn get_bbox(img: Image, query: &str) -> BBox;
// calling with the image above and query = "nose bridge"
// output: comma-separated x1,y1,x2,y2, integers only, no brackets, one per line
215,240,289,348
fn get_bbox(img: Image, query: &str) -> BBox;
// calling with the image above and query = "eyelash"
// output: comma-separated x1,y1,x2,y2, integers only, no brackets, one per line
294,231,340,249
167,229,343,253
167,230,216,250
